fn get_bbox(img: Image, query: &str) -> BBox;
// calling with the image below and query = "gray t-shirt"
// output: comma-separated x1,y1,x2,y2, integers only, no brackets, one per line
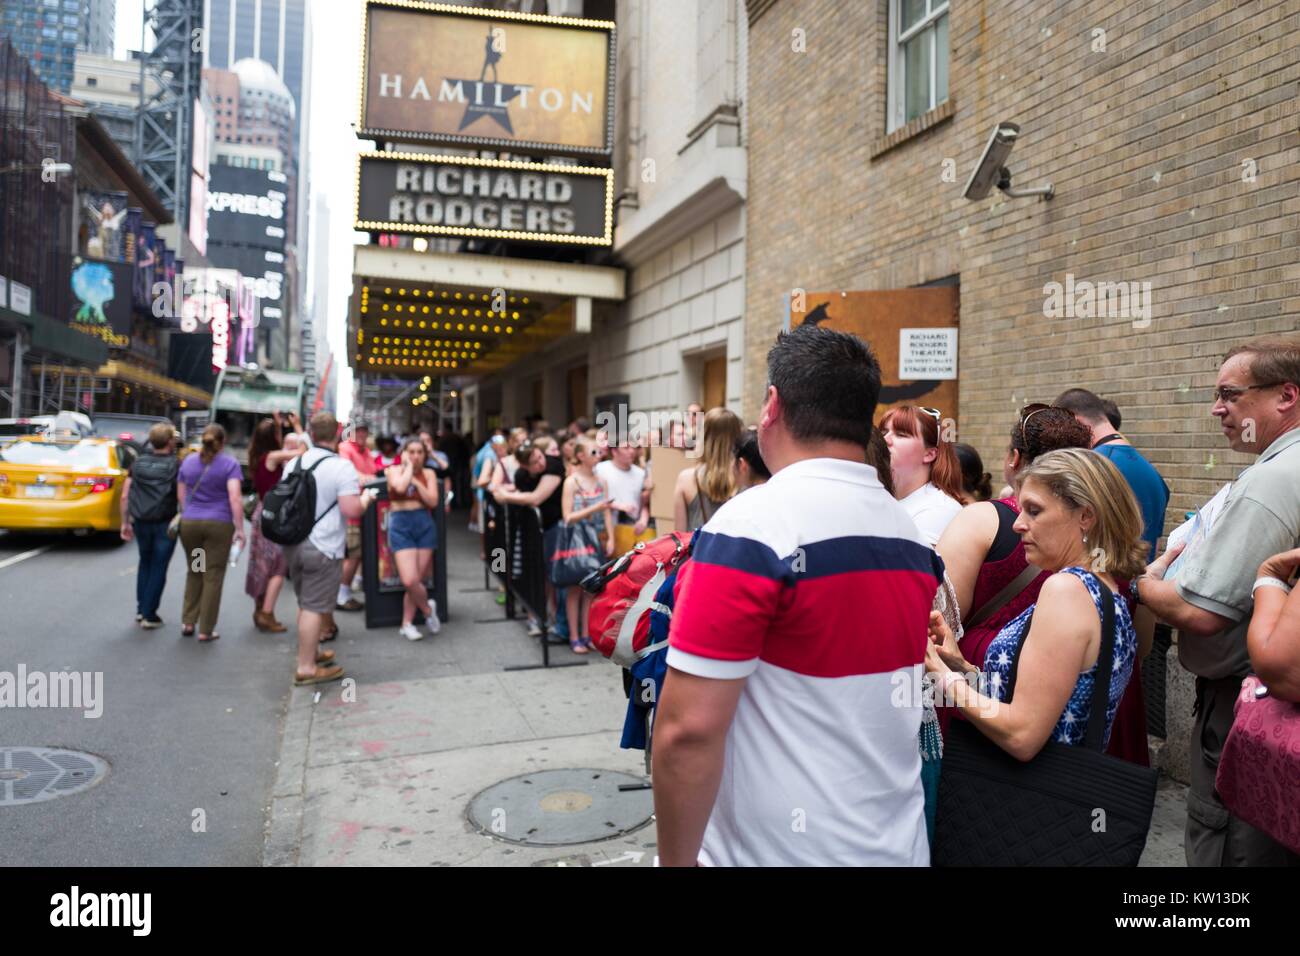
282,446,360,559
1175,427,1300,679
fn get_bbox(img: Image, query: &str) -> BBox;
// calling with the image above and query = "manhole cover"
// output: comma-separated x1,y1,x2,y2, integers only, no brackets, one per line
0,747,109,806
467,768,653,846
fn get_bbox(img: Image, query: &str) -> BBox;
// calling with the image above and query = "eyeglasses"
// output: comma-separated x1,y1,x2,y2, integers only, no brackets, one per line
1212,382,1281,404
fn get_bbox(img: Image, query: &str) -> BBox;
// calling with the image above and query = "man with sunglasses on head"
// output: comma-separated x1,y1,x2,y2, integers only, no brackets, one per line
1134,335,1300,867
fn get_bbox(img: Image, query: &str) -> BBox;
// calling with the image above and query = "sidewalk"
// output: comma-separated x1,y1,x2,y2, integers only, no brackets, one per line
263,515,1187,867
264,518,658,867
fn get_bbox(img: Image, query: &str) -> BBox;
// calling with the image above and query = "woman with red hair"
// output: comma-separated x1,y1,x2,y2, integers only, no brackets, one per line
880,405,964,546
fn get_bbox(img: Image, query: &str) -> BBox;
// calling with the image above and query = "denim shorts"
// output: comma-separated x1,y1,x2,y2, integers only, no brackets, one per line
388,507,435,552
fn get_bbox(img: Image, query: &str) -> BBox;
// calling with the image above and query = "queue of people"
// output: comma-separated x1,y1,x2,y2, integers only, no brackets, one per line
111,326,1300,868
650,324,1300,869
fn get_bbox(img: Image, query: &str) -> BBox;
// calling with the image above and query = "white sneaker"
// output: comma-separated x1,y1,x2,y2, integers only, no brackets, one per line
400,623,424,641
426,603,441,635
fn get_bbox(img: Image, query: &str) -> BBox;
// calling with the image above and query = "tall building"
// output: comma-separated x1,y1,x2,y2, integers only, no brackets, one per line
202,0,311,376
72,50,159,159
81,0,115,56
1,0,85,92
203,0,306,133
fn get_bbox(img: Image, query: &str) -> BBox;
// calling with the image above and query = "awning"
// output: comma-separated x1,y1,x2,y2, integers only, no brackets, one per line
349,246,624,379
1,305,109,369
40,360,213,407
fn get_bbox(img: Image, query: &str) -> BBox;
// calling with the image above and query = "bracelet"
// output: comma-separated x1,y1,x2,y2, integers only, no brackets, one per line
1253,576,1292,596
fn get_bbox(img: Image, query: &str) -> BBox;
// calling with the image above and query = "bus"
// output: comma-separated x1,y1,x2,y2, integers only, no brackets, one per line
209,367,306,469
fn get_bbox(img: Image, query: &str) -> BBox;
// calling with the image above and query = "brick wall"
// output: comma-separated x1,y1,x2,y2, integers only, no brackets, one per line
744,0,1300,528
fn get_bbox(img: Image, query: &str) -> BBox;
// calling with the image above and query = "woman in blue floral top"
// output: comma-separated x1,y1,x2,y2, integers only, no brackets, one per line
925,448,1148,760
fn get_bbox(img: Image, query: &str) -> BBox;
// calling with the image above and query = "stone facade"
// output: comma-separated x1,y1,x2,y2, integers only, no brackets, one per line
486,0,748,426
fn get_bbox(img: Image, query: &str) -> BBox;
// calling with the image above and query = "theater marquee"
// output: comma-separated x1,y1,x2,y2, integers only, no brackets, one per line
358,0,615,156
355,151,614,245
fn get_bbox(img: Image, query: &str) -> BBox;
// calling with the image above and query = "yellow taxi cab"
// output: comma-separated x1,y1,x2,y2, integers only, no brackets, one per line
0,435,137,534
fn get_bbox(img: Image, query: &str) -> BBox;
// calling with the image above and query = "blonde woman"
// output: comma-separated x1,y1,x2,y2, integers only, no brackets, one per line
386,439,441,641
926,447,1148,759
560,436,615,653
672,407,743,532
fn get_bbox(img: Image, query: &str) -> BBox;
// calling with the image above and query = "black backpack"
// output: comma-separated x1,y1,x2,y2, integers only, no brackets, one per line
260,452,337,546
129,454,179,523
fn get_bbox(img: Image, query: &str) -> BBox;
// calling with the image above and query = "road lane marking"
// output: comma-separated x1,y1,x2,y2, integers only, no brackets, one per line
0,545,54,570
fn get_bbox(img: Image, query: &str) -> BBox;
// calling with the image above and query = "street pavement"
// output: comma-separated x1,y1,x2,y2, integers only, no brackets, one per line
0,526,296,865
0,521,1190,867
266,519,657,867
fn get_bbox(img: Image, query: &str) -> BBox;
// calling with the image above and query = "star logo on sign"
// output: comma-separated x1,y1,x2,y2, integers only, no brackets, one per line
449,24,528,135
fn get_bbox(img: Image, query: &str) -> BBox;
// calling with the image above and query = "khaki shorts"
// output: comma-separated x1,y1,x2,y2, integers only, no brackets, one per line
285,540,343,614
345,524,362,561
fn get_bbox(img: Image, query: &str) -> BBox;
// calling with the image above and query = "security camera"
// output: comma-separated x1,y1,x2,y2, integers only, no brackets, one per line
962,121,1054,201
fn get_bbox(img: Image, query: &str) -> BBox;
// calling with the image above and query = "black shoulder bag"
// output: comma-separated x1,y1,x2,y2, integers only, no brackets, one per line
933,574,1158,866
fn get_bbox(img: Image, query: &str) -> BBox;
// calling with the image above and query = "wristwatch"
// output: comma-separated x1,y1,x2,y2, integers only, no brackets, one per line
1133,573,1147,606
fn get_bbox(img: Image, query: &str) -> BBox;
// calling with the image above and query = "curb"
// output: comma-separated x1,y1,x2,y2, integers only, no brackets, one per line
262,684,315,867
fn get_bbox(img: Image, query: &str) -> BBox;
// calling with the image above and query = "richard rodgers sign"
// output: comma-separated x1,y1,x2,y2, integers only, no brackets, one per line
354,152,613,246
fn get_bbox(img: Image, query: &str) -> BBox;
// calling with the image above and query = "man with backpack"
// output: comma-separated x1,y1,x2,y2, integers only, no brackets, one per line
119,422,180,629
273,413,376,686
653,324,944,866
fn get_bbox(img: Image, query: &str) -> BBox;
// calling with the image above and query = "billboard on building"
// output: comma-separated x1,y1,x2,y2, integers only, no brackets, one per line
79,191,130,261
206,165,289,249
69,255,133,346
354,151,613,245
358,0,615,157
206,165,288,329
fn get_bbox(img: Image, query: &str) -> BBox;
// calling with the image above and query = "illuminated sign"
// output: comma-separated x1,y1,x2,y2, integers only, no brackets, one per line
359,0,615,156
355,151,613,245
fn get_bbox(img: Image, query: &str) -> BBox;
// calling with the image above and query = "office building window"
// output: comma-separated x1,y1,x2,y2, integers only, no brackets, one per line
887,0,949,133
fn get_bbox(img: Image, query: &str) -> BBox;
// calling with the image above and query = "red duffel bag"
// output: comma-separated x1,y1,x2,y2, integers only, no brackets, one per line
581,531,691,668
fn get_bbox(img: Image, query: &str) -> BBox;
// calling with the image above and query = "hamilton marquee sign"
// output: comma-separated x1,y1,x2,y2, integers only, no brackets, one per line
358,0,615,156
355,151,613,245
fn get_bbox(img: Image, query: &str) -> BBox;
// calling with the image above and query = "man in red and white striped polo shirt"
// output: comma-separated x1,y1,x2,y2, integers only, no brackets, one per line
655,324,943,866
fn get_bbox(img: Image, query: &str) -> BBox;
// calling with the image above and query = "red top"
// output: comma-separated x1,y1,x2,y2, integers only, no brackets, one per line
252,455,281,499
958,496,1050,669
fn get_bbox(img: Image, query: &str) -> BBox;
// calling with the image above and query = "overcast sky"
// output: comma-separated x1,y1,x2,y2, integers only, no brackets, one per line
115,0,362,419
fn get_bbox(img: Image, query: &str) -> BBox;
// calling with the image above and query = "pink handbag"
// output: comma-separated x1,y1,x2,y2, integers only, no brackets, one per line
1215,675,1300,854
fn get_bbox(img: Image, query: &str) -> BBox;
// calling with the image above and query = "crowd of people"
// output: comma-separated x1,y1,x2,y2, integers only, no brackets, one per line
118,411,457,684
114,323,1300,868
647,324,1300,868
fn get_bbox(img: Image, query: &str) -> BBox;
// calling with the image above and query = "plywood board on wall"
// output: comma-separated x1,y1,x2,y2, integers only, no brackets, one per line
646,446,690,534
790,288,960,426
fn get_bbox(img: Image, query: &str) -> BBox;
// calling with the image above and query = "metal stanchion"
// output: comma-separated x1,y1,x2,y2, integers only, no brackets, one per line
502,504,586,672
474,495,513,623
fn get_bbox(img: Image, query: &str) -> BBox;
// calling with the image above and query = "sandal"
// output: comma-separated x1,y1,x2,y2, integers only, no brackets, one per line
316,649,337,665
294,664,344,686
181,625,195,637
320,625,338,643
569,639,591,655
198,632,220,643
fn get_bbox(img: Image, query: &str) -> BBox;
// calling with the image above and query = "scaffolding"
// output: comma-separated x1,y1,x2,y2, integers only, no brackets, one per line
133,0,204,220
